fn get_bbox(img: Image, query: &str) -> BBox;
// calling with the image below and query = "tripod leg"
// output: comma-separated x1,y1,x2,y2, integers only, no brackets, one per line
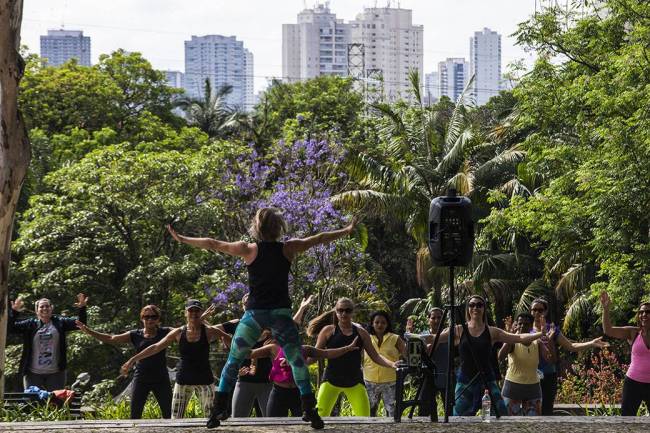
394,368,404,423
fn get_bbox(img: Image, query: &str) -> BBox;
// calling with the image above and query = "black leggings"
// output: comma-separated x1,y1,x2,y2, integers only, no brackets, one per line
267,384,301,417
131,378,173,419
540,372,557,415
622,376,650,416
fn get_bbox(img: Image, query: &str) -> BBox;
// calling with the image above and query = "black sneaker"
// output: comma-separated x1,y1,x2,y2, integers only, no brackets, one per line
206,392,230,429
301,394,325,430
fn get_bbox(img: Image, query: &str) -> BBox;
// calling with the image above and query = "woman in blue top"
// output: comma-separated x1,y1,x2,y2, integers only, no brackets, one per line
167,207,357,429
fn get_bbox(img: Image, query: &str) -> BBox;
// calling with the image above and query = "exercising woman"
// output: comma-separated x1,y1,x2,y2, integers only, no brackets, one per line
363,311,405,417
121,299,230,419
77,305,172,419
307,298,397,417
250,336,360,417
600,291,650,415
435,295,545,416
9,293,88,391
498,313,551,416
167,207,358,429
529,298,608,415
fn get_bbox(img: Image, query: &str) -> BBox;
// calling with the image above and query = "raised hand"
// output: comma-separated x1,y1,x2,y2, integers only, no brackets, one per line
300,295,314,311
345,216,360,234
11,297,25,312
74,293,88,308
75,320,90,334
201,304,217,321
599,291,610,309
167,224,182,243
503,316,513,333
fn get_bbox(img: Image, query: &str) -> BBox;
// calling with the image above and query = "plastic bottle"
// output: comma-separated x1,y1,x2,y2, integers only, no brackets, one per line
481,389,491,422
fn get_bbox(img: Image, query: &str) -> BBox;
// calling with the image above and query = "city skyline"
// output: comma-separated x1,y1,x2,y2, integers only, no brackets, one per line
22,0,538,93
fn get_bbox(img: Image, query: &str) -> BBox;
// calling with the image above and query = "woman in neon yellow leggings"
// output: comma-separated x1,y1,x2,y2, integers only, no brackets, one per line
307,298,396,416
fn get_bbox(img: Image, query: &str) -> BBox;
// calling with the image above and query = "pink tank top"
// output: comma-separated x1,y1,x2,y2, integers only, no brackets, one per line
269,347,304,385
626,332,650,384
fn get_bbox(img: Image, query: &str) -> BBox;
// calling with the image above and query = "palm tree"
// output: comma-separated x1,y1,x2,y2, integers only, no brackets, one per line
333,70,526,309
175,78,239,139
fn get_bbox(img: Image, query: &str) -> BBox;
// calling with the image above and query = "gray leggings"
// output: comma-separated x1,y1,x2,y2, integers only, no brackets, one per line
24,370,66,391
232,381,273,417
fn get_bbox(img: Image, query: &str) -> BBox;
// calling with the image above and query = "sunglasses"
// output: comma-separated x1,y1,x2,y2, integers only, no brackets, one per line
639,310,650,316
530,308,546,313
336,308,354,314
468,302,484,309
142,315,159,320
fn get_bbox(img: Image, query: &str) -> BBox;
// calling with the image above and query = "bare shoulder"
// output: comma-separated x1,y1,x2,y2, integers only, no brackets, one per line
320,324,336,337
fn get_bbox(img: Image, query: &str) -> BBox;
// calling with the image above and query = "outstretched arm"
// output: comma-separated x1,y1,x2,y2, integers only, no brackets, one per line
557,333,609,352
120,328,180,376
491,326,543,345
304,337,360,360
167,225,255,260
283,217,357,260
75,321,131,345
600,291,637,341
358,327,395,369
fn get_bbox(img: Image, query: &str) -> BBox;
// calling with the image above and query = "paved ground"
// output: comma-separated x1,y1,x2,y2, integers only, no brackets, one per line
1,417,650,433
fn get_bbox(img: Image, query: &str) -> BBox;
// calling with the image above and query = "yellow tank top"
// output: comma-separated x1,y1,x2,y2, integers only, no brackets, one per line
363,332,400,383
505,341,540,384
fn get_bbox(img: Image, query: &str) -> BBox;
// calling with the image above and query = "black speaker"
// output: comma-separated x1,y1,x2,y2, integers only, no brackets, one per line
428,190,474,267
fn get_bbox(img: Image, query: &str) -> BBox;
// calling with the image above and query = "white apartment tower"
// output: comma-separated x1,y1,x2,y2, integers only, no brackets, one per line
40,29,91,66
470,28,502,106
282,4,349,82
438,58,470,103
164,70,185,89
424,71,439,105
244,49,255,111
184,35,254,111
350,7,423,101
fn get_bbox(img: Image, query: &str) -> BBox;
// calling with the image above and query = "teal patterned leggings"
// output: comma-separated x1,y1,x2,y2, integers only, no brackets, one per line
217,308,312,396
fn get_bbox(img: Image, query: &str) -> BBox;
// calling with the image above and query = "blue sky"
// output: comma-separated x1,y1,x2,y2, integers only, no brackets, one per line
22,0,539,92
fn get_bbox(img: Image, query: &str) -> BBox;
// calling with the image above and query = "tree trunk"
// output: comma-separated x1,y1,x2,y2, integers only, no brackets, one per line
0,0,29,400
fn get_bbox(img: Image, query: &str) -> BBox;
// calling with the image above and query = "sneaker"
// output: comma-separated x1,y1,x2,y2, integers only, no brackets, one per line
206,392,230,429
301,394,325,430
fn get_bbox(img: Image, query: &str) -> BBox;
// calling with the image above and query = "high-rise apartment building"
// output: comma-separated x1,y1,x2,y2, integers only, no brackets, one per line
438,58,470,103
40,29,91,66
164,70,185,89
470,28,501,106
184,35,254,111
349,7,423,101
282,4,349,82
424,71,439,105
244,49,255,111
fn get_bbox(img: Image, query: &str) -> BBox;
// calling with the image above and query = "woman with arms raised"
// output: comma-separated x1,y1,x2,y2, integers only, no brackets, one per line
77,305,173,419
120,300,230,419
167,207,358,429
600,292,650,416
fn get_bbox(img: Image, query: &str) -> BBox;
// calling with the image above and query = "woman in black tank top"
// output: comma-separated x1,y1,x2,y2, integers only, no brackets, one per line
121,299,230,418
167,207,359,429
435,295,545,416
77,304,172,419
307,298,397,416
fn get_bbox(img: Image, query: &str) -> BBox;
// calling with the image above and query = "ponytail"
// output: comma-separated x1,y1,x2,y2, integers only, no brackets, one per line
307,309,337,337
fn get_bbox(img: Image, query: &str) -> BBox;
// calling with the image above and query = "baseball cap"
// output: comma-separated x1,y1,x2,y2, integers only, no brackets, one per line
185,299,203,311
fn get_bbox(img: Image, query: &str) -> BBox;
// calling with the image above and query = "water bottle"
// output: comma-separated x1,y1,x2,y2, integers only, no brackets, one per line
481,389,491,422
